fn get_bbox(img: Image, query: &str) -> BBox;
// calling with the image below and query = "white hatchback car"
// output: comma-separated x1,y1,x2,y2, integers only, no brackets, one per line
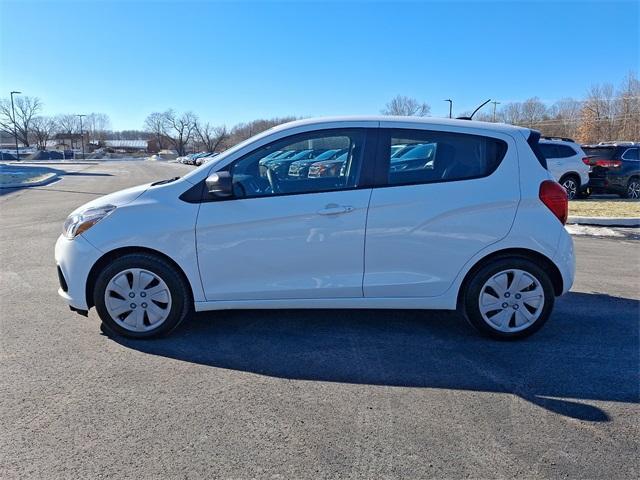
538,137,590,199
56,117,574,340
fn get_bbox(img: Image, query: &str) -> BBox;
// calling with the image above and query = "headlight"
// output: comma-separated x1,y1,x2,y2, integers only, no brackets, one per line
63,204,116,239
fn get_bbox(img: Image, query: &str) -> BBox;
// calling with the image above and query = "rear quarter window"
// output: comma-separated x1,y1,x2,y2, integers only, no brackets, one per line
555,145,577,158
622,148,639,160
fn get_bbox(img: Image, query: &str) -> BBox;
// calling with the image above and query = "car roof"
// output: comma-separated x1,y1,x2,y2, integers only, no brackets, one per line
265,116,531,135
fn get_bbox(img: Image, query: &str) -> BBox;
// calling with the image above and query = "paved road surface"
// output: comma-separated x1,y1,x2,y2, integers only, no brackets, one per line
1,161,638,478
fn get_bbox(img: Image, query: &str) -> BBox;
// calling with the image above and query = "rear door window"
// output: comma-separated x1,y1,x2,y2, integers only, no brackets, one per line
381,129,508,185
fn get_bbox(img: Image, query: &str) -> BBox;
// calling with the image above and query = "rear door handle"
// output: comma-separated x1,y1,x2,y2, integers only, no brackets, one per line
317,204,354,215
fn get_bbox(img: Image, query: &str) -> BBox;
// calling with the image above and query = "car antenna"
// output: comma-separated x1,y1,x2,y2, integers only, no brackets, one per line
456,99,491,120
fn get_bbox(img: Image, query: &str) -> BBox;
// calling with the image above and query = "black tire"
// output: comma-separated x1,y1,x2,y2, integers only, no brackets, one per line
93,253,192,339
559,174,580,200
576,187,591,199
460,257,555,340
624,177,640,200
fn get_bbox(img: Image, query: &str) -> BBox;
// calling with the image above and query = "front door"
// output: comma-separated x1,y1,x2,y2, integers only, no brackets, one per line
196,128,374,301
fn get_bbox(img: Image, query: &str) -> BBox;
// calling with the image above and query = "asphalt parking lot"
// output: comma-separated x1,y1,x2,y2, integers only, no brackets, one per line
1,161,638,479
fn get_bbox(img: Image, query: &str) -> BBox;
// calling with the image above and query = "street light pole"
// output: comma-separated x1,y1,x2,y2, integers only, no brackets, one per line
444,99,453,119
10,91,21,160
77,114,86,160
491,101,501,122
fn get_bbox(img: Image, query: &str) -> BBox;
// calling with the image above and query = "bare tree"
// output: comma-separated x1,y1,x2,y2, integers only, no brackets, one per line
144,112,169,151
615,71,640,140
546,98,581,138
228,117,297,145
194,121,229,152
31,116,58,150
161,110,198,156
55,114,79,148
499,102,524,125
84,113,111,144
381,95,430,116
0,95,42,147
521,97,548,128
577,83,617,143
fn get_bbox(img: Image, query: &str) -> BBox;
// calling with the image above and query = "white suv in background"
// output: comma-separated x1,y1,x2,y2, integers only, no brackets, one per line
55,117,574,340
538,137,590,199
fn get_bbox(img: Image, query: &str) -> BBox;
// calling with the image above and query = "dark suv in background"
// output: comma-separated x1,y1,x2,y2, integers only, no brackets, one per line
582,142,640,199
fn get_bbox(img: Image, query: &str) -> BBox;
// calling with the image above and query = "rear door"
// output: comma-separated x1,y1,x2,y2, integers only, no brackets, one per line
363,124,520,298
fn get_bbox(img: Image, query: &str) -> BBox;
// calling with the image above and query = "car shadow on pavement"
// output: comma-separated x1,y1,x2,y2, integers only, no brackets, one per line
108,291,639,422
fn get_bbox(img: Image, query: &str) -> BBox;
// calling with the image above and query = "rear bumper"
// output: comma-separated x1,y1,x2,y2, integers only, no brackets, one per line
55,234,103,311
553,229,575,295
579,170,590,187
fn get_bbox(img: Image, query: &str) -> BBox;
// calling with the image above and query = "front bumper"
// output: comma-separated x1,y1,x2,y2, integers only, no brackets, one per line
55,234,103,311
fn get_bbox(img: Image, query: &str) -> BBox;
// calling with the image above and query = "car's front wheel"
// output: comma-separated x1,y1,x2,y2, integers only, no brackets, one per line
461,258,555,339
93,253,192,338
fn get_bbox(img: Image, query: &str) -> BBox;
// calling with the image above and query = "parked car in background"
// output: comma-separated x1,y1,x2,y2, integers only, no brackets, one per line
582,142,640,199
288,148,346,177
308,151,349,178
258,149,298,175
56,116,574,341
194,152,220,166
538,137,590,199
265,148,326,178
389,142,437,173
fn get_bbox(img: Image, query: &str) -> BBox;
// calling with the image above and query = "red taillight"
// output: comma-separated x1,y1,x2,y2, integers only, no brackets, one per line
593,158,622,168
539,180,568,225
582,157,592,166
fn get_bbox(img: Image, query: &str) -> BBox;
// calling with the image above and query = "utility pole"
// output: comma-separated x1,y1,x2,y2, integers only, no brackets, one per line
444,99,453,119
77,114,86,159
491,101,501,122
10,91,21,160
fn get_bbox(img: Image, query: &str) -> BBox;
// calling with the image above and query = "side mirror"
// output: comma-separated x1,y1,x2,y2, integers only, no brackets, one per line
205,171,233,197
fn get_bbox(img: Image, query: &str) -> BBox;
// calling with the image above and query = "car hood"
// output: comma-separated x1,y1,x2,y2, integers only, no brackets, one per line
70,182,151,215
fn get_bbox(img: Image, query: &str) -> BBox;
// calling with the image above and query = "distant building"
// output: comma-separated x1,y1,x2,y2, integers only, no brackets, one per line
53,133,86,149
90,140,148,152
147,136,173,154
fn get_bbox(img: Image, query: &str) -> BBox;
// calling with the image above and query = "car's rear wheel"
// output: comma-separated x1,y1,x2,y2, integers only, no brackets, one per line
560,174,579,200
461,258,555,339
625,178,640,199
93,253,191,338
576,186,591,199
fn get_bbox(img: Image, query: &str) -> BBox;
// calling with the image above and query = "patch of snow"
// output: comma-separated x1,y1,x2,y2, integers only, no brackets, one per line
565,224,624,237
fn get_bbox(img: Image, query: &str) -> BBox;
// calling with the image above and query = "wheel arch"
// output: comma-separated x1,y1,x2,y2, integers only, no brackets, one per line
456,247,564,308
559,171,580,183
86,246,194,309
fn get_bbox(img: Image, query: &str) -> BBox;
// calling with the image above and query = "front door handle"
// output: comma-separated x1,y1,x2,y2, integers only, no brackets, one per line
317,204,354,215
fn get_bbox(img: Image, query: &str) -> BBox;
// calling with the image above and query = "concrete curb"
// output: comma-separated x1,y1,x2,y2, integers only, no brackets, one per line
567,216,640,227
0,173,59,189
5,161,96,165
